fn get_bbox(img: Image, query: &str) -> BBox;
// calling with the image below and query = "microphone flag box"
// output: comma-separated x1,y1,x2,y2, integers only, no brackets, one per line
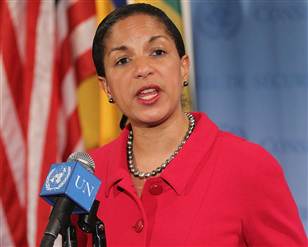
40,161,101,214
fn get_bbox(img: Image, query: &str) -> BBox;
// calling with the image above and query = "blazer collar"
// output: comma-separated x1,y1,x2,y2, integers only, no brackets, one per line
104,112,219,196
160,112,219,195
104,128,130,197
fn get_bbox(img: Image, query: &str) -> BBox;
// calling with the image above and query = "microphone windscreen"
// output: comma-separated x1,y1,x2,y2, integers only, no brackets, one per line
68,152,95,172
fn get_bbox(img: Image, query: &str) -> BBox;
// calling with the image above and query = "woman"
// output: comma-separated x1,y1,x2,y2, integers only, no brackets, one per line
88,3,307,246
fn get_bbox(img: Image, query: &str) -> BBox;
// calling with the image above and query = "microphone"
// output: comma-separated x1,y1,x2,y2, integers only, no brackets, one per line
40,152,101,247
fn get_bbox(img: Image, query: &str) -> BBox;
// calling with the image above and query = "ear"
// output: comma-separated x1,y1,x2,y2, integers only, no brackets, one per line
180,55,190,82
98,76,112,97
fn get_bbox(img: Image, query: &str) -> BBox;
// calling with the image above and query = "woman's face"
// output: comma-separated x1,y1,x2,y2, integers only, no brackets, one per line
100,14,189,127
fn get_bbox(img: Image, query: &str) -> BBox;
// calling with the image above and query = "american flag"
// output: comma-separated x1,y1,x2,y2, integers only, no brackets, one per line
0,1,97,246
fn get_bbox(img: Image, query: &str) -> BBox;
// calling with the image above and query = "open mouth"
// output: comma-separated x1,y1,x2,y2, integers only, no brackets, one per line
136,86,161,105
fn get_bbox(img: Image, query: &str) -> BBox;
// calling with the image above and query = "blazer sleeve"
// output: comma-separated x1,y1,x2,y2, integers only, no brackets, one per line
242,149,307,246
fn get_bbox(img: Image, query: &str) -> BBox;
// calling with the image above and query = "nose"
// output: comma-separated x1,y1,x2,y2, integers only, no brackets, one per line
133,56,153,79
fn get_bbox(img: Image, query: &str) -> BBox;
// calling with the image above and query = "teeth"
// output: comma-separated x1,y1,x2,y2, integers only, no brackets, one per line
140,88,157,94
137,87,159,101
139,94,157,100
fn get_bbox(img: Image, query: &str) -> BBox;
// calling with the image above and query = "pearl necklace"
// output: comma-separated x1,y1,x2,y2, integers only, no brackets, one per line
127,113,195,179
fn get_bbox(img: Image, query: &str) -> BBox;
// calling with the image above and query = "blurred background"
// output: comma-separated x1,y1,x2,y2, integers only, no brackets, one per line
1,0,307,246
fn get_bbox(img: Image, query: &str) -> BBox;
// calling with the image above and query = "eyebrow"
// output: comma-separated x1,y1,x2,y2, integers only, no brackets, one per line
148,35,169,43
108,35,170,56
108,45,128,56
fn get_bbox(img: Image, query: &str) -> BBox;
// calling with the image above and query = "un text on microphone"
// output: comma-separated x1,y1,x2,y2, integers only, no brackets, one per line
40,161,101,213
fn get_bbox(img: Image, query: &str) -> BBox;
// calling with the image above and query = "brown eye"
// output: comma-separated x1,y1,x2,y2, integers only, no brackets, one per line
115,57,130,66
151,49,166,57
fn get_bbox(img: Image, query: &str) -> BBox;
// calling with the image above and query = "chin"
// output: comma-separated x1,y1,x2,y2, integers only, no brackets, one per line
134,110,169,127
128,100,181,127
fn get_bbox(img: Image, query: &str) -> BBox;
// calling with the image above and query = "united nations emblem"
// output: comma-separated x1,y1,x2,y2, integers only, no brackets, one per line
45,165,72,191
197,2,242,39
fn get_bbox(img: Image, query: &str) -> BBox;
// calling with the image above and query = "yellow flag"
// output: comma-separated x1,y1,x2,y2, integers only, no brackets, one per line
77,75,100,150
95,0,122,145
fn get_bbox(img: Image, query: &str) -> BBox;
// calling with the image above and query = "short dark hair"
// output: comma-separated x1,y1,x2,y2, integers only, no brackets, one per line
92,3,186,77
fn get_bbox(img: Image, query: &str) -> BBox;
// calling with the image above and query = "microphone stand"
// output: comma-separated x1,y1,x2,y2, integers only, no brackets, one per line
92,219,106,247
40,197,75,247
78,200,106,247
61,223,77,247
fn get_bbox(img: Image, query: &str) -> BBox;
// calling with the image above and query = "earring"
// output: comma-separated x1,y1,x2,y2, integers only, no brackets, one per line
108,96,115,103
183,81,189,87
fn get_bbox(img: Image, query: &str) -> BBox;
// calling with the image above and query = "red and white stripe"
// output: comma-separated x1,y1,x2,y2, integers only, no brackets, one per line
27,2,56,246
6,0,27,63
0,0,28,245
0,203,14,247
0,57,26,206
55,0,96,160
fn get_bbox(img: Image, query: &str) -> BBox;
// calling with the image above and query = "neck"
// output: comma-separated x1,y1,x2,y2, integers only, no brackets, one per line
130,111,190,173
